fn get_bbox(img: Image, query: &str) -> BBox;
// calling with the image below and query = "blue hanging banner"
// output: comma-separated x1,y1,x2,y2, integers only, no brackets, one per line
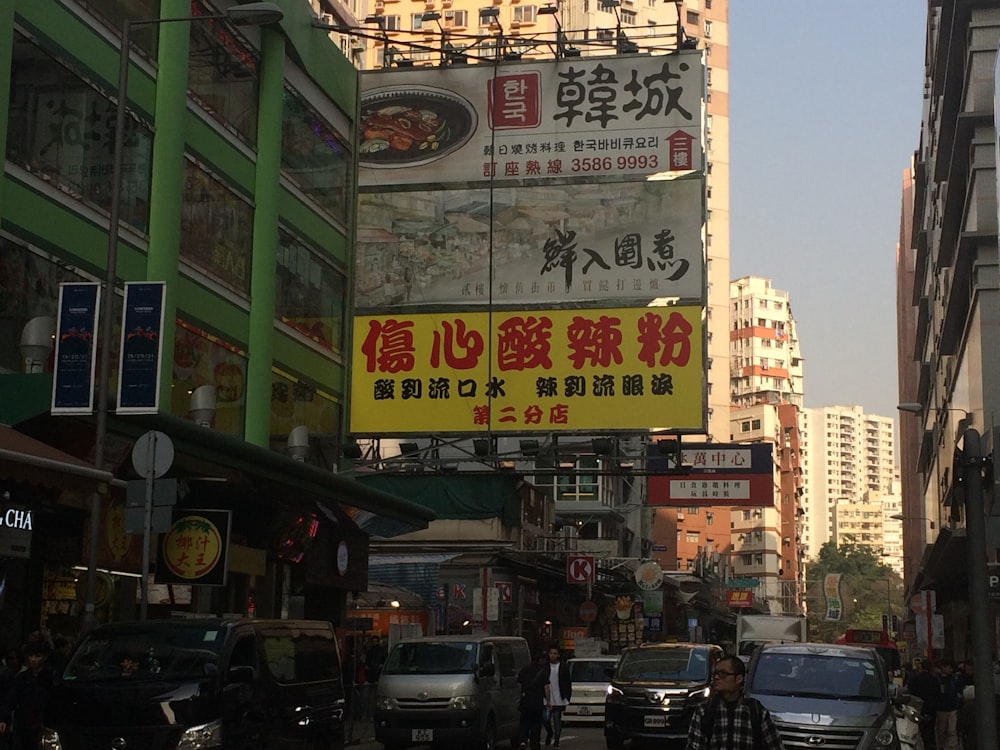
117,281,166,414
51,282,101,415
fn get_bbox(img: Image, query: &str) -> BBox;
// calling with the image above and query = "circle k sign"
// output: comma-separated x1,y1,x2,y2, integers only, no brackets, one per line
567,555,596,584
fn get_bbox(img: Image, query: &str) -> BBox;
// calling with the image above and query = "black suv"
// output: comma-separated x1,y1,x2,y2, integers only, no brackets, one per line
604,642,723,748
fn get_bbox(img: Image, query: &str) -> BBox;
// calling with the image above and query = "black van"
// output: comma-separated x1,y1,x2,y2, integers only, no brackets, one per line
43,618,345,750
604,642,722,748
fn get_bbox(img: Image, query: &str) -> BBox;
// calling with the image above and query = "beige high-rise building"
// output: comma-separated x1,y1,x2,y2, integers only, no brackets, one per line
799,406,896,561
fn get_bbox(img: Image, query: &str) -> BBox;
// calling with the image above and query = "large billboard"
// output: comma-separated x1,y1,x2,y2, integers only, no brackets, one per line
359,51,705,187
349,306,704,434
353,53,706,436
356,178,703,310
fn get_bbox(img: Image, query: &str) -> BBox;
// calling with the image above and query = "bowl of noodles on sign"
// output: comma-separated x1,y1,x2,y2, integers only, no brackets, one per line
359,86,477,167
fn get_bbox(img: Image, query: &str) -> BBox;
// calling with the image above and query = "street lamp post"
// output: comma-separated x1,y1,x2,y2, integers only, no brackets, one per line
84,2,284,632
897,403,997,749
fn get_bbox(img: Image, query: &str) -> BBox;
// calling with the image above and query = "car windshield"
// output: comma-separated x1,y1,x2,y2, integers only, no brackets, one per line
570,660,616,682
382,642,479,675
62,624,225,682
750,652,885,700
616,648,708,681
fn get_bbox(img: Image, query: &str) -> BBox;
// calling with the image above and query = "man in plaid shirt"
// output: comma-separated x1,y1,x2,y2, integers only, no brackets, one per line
686,655,785,750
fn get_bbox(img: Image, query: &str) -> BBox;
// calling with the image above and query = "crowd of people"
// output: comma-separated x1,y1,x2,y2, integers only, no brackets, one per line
903,658,993,750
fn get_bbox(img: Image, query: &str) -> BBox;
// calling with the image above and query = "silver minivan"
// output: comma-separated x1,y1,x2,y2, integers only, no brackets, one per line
374,635,531,750
746,643,900,750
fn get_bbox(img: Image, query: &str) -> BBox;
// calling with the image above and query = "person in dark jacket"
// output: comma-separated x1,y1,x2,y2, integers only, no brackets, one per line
543,646,573,747
517,651,549,750
0,641,54,750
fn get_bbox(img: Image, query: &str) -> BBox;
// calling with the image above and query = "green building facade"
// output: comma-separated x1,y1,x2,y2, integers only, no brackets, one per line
0,0,432,641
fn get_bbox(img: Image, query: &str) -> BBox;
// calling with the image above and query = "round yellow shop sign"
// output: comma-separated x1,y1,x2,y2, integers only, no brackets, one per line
162,515,223,579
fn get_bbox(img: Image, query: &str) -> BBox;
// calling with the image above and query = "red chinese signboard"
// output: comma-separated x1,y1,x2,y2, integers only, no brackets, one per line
727,590,753,608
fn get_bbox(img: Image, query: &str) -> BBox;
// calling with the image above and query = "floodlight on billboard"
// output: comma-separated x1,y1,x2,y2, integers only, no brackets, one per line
349,305,705,434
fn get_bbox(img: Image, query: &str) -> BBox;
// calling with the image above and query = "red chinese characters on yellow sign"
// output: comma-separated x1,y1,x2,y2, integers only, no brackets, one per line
350,306,705,434
162,515,223,580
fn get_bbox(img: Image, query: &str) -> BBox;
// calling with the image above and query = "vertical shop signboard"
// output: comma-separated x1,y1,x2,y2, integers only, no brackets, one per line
117,281,165,414
51,282,100,414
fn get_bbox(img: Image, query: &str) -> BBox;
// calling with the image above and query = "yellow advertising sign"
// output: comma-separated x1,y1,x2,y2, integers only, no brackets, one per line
350,306,704,434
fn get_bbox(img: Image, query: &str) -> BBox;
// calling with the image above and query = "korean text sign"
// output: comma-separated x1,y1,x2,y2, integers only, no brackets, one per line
349,306,704,433
359,51,705,187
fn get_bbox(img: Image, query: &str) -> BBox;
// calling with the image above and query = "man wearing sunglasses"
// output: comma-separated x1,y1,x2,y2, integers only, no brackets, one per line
686,656,785,750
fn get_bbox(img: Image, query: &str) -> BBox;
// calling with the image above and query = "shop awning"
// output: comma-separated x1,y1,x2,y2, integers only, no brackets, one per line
5,390,435,536
0,424,124,492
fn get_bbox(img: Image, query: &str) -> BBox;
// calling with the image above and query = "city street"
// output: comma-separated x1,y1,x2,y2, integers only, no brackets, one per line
351,725,611,750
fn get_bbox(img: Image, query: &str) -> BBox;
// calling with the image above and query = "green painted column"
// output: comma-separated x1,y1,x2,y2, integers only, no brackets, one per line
244,27,286,446
147,0,191,412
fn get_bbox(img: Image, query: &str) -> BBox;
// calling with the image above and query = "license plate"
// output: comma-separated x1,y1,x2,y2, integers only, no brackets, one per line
579,706,591,716
412,729,433,742
643,715,666,728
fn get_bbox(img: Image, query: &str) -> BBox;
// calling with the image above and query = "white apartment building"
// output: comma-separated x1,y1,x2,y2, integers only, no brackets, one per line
799,406,896,560
730,276,804,409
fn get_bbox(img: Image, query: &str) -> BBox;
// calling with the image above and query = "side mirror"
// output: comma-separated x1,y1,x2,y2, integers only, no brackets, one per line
226,665,255,684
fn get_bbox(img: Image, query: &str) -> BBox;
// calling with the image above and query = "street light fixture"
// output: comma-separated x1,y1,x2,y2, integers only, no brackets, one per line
896,404,996,746
85,1,284,632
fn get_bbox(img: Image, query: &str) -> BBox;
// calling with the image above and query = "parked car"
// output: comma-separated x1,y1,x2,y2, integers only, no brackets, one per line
563,656,618,724
604,642,722,748
374,634,531,750
44,618,345,750
745,642,900,750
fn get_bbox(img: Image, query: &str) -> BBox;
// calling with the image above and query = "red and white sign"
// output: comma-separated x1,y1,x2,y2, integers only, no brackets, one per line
727,590,753,608
495,581,513,603
453,583,466,600
567,555,596,584
579,600,598,622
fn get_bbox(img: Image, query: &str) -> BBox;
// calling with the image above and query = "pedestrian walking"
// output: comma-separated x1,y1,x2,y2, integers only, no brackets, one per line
517,650,549,750
934,663,960,750
686,655,785,750
0,641,54,750
543,645,572,748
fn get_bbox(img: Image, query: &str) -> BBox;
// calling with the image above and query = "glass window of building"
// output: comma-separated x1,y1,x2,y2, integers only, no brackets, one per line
281,88,352,227
275,230,347,353
187,2,260,143
0,238,89,374
180,160,254,295
171,320,247,435
76,0,161,56
269,369,341,464
7,31,153,232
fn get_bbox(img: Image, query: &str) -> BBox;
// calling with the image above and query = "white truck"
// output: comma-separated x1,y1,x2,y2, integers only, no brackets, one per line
736,614,809,660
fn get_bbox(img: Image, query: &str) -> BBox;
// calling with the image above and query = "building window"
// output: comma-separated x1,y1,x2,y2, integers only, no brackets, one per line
741,421,751,433
754,553,764,565
188,2,260,143
704,19,712,37
742,510,751,521
444,10,468,26
620,9,636,24
181,159,254,294
686,11,699,24
741,554,752,565
752,419,761,429
410,13,424,29
281,88,352,226
382,15,402,30
7,31,153,232
275,230,347,352
686,532,699,543
513,5,537,22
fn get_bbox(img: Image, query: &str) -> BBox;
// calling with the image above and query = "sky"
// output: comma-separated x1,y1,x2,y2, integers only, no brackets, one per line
728,2,927,420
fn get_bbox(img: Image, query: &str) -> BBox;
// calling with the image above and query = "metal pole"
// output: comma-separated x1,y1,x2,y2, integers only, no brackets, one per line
961,427,997,750
84,17,133,634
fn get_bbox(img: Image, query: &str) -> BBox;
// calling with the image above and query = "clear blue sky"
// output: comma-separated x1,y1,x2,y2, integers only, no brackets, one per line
728,2,927,420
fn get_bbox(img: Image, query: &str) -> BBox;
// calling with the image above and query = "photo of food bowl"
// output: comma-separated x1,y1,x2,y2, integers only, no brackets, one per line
359,85,477,167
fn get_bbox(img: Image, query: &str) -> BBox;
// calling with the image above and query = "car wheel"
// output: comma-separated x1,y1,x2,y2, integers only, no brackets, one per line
480,718,496,750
